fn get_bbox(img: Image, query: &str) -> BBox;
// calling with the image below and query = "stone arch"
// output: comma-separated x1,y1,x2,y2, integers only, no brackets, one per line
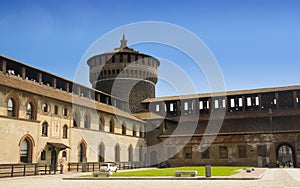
109,118,115,133
83,112,91,129
276,142,296,167
25,97,38,120
41,121,49,136
5,92,21,118
73,109,81,127
98,142,105,162
62,124,68,138
18,134,35,163
115,143,120,162
99,114,105,131
128,144,133,162
78,140,87,162
139,145,143,162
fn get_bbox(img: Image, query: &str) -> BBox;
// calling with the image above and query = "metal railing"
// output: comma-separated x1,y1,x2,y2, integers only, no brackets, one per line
0,161,144,178
0,163,63,178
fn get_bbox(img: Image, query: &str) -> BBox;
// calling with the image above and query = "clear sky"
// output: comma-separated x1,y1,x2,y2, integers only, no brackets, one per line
1,0,299,97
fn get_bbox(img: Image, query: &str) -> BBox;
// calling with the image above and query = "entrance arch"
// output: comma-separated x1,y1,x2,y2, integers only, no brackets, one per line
19,135,34,163
78,142,87,162
276,143,295,167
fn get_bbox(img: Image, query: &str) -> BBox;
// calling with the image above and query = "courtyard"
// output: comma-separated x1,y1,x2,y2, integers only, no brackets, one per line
1,168,300,188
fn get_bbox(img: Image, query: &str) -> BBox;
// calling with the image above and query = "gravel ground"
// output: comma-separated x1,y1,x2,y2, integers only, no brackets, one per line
1,168,300,188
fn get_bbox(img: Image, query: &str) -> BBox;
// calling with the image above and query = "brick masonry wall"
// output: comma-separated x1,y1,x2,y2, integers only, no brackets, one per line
96,79,155,113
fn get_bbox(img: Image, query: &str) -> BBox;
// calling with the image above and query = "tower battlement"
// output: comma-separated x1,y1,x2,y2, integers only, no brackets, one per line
87,35,160,113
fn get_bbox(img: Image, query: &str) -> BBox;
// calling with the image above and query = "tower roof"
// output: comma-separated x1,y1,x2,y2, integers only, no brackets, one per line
109,35,138,53
120,34,128,49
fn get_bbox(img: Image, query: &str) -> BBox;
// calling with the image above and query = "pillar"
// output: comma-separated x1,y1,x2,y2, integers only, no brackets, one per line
176,100,181,117
275,92,279,110
38,73,42,84
66,82,70,93
52,78,57,89
242,96,246,112
21,67,26,80
2,60,6,73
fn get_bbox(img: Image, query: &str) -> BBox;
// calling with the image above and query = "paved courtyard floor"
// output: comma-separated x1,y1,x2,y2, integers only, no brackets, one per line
1,168,300,188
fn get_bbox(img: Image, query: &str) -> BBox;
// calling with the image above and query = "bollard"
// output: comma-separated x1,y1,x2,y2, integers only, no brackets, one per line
205,165,211,178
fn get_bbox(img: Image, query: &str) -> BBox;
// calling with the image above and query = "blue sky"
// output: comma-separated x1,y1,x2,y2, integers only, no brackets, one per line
1,0,299,97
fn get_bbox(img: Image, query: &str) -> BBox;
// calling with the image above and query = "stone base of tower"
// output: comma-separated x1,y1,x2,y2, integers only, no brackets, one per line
94,79,155,113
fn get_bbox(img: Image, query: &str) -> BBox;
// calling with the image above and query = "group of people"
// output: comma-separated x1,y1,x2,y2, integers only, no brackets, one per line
277,160,293,168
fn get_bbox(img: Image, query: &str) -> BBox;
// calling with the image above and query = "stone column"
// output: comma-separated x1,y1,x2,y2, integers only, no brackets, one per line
38,73,42,84
2,60,6,73
241,96,245,112
176,100,181,117
52,78,57,89
77,86,81,95
66,82,70,93
88,91,91,99
258,94,262,110
275,92,279,110
97,93,101,102
21,67,26,80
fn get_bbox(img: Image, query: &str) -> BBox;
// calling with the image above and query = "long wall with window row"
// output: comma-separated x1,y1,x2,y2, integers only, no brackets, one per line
149,88,300,117
0,56,127,110
0,55,147,165
0,86,146,163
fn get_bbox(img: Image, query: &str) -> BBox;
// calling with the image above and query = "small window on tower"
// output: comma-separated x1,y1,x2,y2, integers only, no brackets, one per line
156,104,160,112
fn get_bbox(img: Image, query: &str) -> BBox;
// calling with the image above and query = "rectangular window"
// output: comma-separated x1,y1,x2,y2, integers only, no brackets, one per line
54,105,58,115
230,99,235,108
257,145,267,157
255,96,259,105
222,99,226,108
214,100,219,109
184,102,188,111
273,98,277,105
247,97,252,106
199,101,203,110
156,104,160,112
170,103,174,111
238,145,247,158
127,54,131,62
120,54,123,62
238,98,243,107
207,101,210,109
201,148,210,159
184,146,192,159
219,146,228,159
296,97,299,103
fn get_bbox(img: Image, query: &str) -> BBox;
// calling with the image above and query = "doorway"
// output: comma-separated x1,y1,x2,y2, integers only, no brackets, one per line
51,150,57,172
277,144,295,167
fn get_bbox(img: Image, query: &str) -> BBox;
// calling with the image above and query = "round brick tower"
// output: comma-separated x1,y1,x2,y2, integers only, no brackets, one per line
87,35,160,113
